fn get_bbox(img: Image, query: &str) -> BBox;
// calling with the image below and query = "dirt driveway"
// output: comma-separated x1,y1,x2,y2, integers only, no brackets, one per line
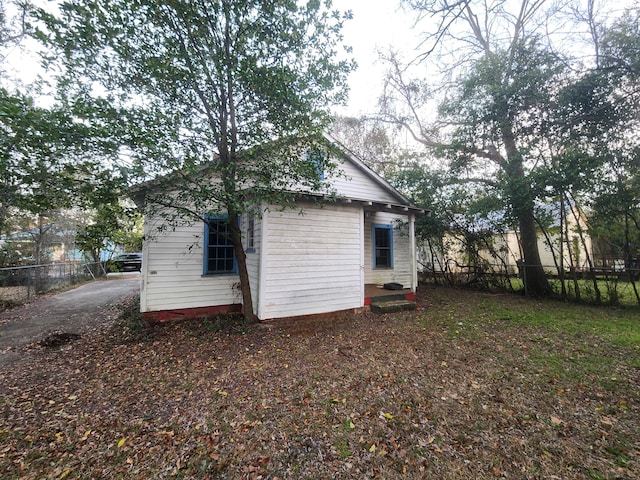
0,275,139,366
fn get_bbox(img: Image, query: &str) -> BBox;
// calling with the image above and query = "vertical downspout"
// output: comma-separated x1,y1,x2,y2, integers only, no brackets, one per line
359,207,365,307
409,213,417,293
139,216,150,314
257,203,269,320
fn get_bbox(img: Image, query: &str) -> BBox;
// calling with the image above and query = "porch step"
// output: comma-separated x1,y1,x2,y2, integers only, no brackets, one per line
370,299,417,315
371,293,409,303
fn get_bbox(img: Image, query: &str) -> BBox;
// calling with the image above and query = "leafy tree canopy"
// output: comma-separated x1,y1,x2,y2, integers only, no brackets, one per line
34,0,355,321
379,0,640,296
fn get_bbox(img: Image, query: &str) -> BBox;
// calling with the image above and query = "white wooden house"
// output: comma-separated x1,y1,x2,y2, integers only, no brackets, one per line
133,137,426,321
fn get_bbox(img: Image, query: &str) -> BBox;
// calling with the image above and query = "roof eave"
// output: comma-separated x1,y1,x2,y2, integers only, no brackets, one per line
295,192,430,216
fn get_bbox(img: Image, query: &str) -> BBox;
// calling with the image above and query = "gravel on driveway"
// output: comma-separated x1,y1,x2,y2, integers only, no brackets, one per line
0,275,140,366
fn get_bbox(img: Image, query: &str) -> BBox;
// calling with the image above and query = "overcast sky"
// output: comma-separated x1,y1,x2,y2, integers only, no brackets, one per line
5,0,637,116
4,0,416,116
338,0,416,116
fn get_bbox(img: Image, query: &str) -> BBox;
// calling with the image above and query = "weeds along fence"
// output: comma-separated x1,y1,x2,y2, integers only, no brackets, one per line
0,262,107,304
421,261,640,307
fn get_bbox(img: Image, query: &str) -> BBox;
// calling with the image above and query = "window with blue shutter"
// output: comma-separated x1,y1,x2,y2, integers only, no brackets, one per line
203,215,237,275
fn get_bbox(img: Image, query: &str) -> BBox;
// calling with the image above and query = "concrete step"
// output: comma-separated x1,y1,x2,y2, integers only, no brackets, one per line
370,299,417,314
370,293,408,303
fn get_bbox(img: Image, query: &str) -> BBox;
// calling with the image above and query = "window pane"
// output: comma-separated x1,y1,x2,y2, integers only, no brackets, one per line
376,248,390,267
374,226,392,268
205,218,236,274
375,228,390,248
307,148,325,181
247,217,255,248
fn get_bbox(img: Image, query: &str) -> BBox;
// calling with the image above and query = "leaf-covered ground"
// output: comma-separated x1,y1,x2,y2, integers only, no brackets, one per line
1,287,638,479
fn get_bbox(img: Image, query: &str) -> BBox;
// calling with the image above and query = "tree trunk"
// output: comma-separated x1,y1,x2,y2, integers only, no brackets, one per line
229,212,256,323
558,199,567,299
517,210,552,295
501,120,551,296
566,193,600,303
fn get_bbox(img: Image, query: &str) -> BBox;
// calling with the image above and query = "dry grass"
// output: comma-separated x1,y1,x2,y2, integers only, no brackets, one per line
0,286,29,305
1,286,638,479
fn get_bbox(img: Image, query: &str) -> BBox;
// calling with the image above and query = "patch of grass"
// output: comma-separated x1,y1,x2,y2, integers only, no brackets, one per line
484,301,639,348
506,277,640,306
334,436,352,458
587,468,606,480
467,294,640,385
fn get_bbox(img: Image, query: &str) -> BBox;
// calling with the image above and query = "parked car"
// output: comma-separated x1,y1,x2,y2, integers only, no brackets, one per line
109,253,142,272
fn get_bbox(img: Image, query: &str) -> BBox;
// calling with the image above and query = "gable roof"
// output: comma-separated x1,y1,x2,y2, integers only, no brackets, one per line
130,134,428,216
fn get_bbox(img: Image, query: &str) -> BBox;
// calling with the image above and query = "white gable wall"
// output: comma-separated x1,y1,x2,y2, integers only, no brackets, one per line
141,216,241,313
329,157,401,203
258,202,363,319
364,211,412,287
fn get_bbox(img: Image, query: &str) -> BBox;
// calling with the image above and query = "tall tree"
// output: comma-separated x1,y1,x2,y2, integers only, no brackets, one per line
380,0,639,296
583,10,640,302
382,1,559,294
331,115,420,176
76,201,143,263
36,0,354,322
0,89,128,243
0,0,28,64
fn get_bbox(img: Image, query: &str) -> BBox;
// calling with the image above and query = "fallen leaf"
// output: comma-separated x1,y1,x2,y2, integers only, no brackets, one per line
59,468,72,479
550,416,564,426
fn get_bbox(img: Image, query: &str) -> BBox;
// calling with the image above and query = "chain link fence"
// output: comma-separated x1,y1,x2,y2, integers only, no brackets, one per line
0,262,107,304
420,260,640,306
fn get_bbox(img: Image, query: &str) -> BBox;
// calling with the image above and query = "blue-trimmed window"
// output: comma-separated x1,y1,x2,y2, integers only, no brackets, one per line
204,215,237,275
246,215,255,252
373,224,393,269
306,148,325,181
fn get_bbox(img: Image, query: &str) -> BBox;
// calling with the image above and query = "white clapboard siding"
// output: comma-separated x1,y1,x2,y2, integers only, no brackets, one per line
363,212,412,287
260,203,362,319
329,157,402,203
141,218,240,313
241,213,261,315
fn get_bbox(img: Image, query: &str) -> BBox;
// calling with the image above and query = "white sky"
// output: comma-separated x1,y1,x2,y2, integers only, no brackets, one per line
3,0,418,116
5,0,637,116
337,0,417,116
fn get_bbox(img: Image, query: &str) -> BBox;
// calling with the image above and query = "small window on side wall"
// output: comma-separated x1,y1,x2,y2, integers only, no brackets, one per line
373,224,393,269
204,215,237,275
246,216,255,250
306,148,325,181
